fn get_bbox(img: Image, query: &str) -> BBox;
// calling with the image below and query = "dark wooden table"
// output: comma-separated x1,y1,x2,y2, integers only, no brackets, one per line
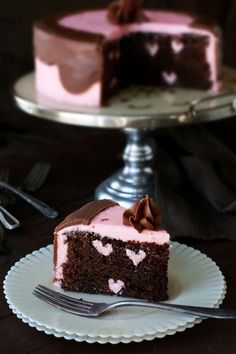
0,113,236,353
1,0,236,350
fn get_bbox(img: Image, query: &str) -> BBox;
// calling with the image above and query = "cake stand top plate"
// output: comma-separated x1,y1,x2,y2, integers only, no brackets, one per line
13,68,236,129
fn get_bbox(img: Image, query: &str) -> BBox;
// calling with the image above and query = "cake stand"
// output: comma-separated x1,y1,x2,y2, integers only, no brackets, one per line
13,68,236,207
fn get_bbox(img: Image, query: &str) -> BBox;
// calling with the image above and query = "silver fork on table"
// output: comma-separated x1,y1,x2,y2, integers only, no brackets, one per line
20,163,51,192
0,168,20,230
33,285,236,319
0,162,58,219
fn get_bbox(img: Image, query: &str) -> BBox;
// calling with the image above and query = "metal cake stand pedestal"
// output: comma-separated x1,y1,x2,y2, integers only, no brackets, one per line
13,68,236,207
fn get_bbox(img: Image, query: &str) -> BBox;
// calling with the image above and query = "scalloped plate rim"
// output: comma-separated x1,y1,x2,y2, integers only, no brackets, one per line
3,242,226,342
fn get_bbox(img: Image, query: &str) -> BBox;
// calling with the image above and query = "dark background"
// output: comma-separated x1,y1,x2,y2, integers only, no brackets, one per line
1,1,236,353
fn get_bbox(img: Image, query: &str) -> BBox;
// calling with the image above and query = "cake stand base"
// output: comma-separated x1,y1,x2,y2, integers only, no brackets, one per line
95,128,156,207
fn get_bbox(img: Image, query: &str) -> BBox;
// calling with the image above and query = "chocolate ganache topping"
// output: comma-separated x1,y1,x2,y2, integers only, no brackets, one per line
123,195,162,233
55,200,118,232
108,0,147,25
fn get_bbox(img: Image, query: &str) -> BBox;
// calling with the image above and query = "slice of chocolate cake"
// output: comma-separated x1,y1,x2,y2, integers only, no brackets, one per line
53,196,170,302
34,1,222,107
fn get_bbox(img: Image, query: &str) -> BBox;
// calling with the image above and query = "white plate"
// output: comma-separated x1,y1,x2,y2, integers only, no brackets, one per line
3,242,226,344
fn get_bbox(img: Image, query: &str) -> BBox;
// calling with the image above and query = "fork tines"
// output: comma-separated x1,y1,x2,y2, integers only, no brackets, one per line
21,163,51,192
33,285,96,316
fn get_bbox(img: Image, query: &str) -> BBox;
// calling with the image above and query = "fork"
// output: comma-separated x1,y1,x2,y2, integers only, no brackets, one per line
0,180,58,219
0,168,20,230
20,163,51,192
2,162,52,207
33,285,236,319
0,164,57,219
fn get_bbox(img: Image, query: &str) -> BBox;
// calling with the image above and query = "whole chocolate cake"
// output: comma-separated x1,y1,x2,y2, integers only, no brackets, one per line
53,196,170,302
34,0,221,107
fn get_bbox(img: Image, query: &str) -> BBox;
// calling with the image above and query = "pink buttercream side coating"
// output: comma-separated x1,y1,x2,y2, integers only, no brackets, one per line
57,205,170,245
35,58,102,106
54,233,68,285
57,9,219,90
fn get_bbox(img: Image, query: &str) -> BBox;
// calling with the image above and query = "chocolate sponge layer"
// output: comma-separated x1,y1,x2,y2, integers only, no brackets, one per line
59,231,169,302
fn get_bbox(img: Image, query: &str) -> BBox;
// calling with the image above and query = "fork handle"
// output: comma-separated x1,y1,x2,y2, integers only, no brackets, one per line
0,181,58,219
0,205,20,230
108,301,236,319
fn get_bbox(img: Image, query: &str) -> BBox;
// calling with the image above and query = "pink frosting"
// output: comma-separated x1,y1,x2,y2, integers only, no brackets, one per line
146,42,159,56
59,10,193,36
162,71,177,85
126,249,146,266
171,39,184,54
54,233,68,285
108,279,125,294
92,239,113,256
35,58,102,107
57,205,170,245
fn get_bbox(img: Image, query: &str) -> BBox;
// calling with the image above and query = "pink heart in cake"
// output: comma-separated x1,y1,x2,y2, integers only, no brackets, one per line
147,42,159,57
108,279,125,294
126,249,146,266
171,39,184,54
162,71,177,85
92,240,113,256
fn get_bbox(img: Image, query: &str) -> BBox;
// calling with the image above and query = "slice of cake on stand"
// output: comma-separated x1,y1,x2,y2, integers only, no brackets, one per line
34,0,221,107
53,196,170,302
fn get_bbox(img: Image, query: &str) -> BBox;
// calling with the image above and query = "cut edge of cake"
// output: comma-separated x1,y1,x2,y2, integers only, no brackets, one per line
34,5,222,107
53,196,170,302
